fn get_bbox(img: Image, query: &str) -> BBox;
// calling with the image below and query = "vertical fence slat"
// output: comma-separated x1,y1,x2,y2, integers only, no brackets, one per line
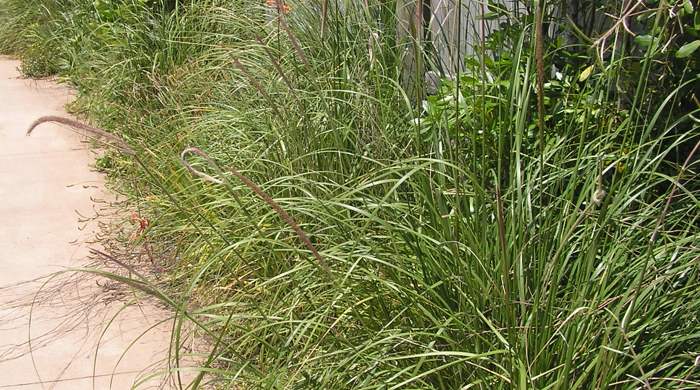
396,0,425,100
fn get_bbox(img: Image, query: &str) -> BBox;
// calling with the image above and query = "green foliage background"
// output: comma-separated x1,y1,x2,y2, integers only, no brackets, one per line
1,0,699,388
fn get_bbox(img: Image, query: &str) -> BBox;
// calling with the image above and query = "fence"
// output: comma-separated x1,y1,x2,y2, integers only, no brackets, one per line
395,0,610,97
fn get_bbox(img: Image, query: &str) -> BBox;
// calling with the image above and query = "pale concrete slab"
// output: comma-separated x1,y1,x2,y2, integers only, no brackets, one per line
0,57,185,389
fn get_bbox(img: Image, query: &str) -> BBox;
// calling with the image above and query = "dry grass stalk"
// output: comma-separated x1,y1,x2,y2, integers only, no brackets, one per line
256,36,296,93
535,1,545,143
278,16,311,69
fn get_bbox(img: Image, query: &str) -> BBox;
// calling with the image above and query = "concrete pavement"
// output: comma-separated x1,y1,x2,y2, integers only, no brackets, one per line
0,56,179,389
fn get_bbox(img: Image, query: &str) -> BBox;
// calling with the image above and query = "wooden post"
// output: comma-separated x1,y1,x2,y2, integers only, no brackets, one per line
429,0,471,76
396,0,426,102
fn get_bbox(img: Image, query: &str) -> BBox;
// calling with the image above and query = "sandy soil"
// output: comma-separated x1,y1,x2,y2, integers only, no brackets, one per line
0,57,183,389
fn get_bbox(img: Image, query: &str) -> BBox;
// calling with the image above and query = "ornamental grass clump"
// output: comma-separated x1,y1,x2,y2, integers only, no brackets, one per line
1,0,698,388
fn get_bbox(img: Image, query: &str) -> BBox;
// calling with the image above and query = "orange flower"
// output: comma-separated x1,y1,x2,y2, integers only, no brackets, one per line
130,211,149,239
266,0,290,14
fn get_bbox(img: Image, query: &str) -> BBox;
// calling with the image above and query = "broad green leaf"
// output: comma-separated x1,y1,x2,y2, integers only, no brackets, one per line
635,35,657,47
676,40,700,58
683,0,694,15
579,65,594,82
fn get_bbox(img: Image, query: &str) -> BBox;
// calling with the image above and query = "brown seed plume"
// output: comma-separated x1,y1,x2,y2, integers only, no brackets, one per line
180,147,330,275
26,115,135,155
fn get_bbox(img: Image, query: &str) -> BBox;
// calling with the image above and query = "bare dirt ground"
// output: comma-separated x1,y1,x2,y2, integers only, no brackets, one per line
0,56,183,389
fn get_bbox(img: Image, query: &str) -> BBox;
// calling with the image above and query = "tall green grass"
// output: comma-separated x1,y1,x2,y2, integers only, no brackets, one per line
1,0,698,388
